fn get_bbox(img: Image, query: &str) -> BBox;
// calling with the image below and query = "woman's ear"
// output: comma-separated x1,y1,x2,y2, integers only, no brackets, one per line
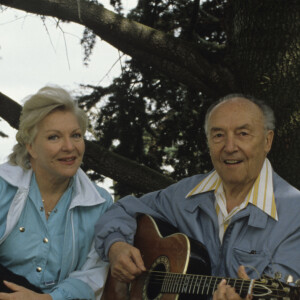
26,143,37,159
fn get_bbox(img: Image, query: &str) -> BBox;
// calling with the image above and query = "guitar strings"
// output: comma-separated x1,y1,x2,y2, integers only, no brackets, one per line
141,270,289,297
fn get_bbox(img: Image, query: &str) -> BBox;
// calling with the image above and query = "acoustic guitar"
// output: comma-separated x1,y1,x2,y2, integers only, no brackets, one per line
101,214,300,300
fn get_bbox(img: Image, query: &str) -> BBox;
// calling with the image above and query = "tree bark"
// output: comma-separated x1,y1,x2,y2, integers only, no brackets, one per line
227,0,300,187
0,92,22,129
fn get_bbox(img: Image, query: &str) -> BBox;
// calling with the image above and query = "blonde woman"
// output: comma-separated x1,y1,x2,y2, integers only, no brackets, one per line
0,86,112,300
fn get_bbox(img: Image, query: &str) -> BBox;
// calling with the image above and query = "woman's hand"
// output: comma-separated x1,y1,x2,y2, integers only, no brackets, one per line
0,281,52,300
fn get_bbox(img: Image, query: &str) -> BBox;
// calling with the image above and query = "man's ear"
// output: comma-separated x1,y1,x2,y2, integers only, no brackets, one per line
265,130,274,154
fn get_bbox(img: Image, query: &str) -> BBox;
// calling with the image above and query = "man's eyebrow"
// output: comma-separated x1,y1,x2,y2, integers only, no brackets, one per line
210,127,223,132
209,124,252,132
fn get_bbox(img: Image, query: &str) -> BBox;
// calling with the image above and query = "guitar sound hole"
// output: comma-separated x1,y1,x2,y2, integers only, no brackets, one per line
146,263,166,299
142,255,170,300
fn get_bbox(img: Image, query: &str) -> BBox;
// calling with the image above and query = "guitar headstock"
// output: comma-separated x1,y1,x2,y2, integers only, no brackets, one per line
254,274,300,300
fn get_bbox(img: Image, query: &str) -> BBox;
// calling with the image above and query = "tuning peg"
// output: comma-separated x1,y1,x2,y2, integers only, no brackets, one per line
295,279,300,286
274,272,282,279
285,275,293,283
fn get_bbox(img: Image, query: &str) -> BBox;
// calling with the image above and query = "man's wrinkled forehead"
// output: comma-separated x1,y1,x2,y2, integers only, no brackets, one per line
211,97,254,112
207,97,265,132
209,97,262,119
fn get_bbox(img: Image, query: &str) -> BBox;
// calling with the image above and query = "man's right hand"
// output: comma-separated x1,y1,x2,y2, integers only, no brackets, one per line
108,241,146,283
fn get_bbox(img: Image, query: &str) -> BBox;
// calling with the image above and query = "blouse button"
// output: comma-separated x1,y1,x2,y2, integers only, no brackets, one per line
19,227,25,232
36,267,42,272
43,238,49,243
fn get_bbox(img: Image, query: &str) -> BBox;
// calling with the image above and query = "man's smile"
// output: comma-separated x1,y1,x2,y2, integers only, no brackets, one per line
223,160,243,165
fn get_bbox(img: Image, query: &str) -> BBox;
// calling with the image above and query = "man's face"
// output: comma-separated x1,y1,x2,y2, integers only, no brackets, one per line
207,98,274,190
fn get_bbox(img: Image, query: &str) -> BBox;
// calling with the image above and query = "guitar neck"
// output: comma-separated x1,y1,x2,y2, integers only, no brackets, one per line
152,272,294,299
158,272,250,298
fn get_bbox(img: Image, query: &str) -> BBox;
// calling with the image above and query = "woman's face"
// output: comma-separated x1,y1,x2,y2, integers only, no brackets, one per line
26,109,85,182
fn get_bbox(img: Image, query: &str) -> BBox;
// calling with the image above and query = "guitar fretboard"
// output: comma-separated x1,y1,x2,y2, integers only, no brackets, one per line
147,271,293,299
156,272,250,297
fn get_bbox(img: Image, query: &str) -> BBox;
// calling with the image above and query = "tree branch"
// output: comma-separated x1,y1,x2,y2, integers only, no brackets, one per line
0,0,237,96
199,6,220,24
0,92,22,128
0,91,175,192
84,140,175,192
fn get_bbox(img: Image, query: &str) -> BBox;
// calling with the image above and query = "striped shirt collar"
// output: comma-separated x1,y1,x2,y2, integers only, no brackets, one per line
186,158,278,220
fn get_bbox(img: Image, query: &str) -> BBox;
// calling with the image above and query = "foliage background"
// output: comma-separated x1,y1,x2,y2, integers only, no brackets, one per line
0,0,299,198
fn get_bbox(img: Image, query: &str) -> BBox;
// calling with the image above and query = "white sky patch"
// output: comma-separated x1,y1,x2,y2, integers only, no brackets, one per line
0,0,138,193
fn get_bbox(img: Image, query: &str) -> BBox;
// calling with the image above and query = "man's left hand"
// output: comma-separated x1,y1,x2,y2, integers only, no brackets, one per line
213,265,252,300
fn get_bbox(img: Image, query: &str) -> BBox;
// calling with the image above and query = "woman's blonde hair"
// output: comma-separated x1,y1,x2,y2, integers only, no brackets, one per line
9,85,87,169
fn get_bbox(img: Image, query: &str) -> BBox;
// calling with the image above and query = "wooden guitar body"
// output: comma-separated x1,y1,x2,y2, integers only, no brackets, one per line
130,214,211,300
101,214,300,300
101,214,211,300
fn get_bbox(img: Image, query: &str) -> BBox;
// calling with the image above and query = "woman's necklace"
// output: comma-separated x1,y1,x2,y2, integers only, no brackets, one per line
42,199,58,217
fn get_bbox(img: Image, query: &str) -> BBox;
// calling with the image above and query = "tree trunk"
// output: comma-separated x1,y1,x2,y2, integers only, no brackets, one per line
227,0,300,187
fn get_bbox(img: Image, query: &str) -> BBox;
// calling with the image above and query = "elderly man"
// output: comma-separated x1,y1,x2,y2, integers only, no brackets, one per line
95,95,300,300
